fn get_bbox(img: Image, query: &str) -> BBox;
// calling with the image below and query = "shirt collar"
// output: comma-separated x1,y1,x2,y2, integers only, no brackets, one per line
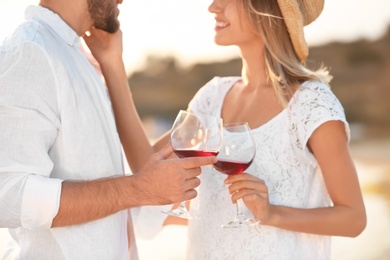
25,5,80,47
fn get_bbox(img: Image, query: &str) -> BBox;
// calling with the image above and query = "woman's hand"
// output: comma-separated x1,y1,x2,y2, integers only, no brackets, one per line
82,27,123,67
225,173,273,224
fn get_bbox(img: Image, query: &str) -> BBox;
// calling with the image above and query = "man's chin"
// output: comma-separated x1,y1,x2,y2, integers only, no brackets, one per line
96,22,120,34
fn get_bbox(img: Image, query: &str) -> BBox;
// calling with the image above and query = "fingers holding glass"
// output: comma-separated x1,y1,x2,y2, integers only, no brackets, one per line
213,122,259,228
162,110,222,219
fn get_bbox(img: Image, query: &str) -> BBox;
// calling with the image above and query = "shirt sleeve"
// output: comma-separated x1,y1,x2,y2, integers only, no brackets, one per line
293,81,351,153
0,42,63,229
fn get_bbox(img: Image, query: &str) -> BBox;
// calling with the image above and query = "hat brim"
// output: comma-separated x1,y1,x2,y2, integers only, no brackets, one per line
277,0,308,61
277,0,324,61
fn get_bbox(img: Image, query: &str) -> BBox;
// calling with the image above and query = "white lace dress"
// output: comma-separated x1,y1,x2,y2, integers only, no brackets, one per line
186,77,350,260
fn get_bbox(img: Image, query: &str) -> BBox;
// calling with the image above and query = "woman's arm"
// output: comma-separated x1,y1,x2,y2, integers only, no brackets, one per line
83,28,155,172
226,120,367,237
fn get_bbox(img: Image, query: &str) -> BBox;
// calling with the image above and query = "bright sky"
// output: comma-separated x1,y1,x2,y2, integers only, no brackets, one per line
1,0,390,73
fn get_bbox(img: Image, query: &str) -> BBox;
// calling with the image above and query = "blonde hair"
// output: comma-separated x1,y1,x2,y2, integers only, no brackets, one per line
241,0,332,106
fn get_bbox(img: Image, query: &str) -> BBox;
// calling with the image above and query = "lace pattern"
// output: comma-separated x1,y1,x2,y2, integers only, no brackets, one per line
186,77,349,260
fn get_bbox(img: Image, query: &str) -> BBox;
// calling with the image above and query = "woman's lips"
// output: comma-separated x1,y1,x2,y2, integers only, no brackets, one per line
214,20,229,30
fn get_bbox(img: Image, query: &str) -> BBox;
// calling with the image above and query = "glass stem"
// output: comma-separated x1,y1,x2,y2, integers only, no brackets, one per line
235,199,244,220
178,201,188,211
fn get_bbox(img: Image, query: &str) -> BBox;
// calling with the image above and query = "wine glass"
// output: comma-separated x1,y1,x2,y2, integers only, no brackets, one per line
213,122,258,228
161,110,223,219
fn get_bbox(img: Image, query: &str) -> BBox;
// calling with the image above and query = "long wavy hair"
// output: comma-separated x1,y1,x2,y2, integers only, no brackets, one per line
240,0,332,106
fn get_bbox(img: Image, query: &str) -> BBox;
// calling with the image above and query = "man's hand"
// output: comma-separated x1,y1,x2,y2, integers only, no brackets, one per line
131,144,216,205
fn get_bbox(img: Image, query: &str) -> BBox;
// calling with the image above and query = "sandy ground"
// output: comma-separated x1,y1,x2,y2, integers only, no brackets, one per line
1,139,389,259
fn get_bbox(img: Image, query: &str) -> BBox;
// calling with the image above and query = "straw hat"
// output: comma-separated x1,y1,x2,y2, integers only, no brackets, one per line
277,0,324,61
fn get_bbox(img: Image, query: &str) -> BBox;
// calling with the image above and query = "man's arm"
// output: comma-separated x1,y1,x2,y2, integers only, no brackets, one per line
53,144,215,227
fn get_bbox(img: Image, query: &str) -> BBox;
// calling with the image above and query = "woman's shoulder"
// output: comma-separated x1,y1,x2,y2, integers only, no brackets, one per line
188,76,240,114
289,81,346,130
288,80,349,142
204,76,241,90
290,80,342,109
193,76,240,101
288,80,347,129
296,80,333,97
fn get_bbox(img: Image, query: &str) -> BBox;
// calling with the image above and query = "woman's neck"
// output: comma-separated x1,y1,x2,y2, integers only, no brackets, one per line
240,49,270,91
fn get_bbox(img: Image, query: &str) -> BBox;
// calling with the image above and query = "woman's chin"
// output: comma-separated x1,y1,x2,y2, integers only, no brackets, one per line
214,39,232,47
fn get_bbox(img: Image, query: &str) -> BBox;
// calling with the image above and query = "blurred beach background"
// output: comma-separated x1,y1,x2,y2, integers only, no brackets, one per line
1,0,390,259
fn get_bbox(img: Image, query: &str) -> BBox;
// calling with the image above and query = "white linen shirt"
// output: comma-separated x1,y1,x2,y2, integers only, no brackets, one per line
0,6,137,260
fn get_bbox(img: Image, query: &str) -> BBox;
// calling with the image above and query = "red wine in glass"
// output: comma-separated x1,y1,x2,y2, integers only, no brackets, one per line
174,149,219,158
213,122,258,228
213,159,253,175
161,110,223,219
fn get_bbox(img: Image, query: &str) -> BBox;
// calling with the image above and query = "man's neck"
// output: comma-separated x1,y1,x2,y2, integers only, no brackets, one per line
39,0,92,36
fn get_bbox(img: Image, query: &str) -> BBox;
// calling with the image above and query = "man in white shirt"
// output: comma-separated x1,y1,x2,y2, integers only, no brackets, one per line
0,0,215,259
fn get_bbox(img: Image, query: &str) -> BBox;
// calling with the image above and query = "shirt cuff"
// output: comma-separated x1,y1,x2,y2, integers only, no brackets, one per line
21,175,63,229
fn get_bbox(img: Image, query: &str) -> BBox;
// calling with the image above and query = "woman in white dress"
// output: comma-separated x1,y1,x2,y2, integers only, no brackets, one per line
179,1,367,259
84,0,366,259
